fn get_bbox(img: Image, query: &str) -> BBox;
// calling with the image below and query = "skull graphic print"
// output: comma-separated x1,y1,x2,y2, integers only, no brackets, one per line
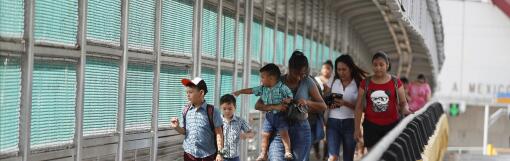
370,90,390,112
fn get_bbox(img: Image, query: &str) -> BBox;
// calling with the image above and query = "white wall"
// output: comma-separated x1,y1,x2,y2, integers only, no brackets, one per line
436,0,510,104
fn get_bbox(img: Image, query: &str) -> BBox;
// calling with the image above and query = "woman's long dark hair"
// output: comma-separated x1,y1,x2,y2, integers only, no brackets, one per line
333,55,368,87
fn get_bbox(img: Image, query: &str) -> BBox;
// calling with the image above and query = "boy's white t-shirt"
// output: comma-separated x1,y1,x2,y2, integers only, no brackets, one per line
314,76,334,91
328,79,358,119
314,77,324,91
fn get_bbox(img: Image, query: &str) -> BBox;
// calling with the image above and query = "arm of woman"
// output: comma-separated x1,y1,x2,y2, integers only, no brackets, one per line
306,84,327,113
398,86,413,115
354,88,365,142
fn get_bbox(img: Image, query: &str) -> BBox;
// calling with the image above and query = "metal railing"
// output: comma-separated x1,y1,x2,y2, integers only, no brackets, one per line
362,102,445,161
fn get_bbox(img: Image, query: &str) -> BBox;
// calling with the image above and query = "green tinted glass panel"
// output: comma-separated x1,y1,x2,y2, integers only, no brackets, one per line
263,25,274,64
251,21,262,62
295,34,303,51
159,65,189,127
311,40,318,68
128,0,155,50
84,58,119,136
237,21,245,63
162,0,193,55
31,60,76,147
87,0,121,45
0,0,24,38
0,56,21,152
276,30,284,65
35,0,78,44
236,74,242,111
202,4,217,57
304,38,311,60
220,70,233,97
317,43,322,67
202,68,216,104
286,34,294,63
249,71,260,112
126,63,153,130
324,46,331,61
221,11,235,60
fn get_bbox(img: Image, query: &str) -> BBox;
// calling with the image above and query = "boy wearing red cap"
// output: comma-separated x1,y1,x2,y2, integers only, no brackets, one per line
170,77,225,161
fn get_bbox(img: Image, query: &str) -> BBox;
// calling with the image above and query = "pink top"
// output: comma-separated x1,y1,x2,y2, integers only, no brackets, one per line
408,82,431,112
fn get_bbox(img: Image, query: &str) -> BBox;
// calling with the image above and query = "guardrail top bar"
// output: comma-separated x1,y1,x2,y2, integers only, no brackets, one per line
361,101,442,161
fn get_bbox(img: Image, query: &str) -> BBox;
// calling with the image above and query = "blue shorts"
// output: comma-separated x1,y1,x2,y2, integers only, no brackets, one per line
262,112,289,133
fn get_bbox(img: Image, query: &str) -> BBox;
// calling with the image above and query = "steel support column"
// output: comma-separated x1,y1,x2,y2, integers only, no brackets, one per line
273,0,278,64
293,0,298,51
241,0,253,159
192,0,204,77
302,0,307,52
116,0,130,160
150,0,163,160
75,0,88,160
233,0,240,91
283,0,289,66
214,0,223,107
309,0,315,63
20,0,35,160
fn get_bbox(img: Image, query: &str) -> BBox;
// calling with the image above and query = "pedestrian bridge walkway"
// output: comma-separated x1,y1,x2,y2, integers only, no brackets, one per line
1,0,446,160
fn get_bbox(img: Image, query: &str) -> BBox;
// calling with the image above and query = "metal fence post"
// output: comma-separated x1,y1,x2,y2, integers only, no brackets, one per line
241,0,253,159
233,0,240,91
272,0,278,64
20,0,35,160
75,0,88,160
150,0,163,160
214,0,223,107
116,0,129,160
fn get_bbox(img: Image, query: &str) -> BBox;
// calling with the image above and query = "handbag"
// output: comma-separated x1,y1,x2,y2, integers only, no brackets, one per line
286,100,308,122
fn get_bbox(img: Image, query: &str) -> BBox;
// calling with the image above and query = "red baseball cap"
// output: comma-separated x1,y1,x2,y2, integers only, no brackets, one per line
181,77,208,94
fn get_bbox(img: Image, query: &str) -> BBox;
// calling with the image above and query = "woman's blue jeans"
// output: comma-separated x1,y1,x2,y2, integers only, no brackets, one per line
268,120,311,161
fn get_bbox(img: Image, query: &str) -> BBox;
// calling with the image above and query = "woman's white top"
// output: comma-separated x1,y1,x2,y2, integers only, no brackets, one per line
328,79,358,119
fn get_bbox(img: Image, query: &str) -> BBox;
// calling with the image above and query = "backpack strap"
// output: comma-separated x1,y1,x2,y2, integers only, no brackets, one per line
391,75,404,119
329,78,337,92
310,75,324,97
182,104,192,130
362,76,371,111
206,104,216,132
391,75,400,106
206,104,219,151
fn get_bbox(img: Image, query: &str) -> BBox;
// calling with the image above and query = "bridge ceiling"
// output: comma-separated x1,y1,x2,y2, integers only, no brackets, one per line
247,0,436,82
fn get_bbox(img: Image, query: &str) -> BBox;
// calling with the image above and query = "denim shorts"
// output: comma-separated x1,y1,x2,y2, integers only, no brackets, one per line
262,112,289,133
327,118,356,161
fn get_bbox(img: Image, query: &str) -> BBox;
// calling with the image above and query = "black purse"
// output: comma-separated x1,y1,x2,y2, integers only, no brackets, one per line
286,98,309,122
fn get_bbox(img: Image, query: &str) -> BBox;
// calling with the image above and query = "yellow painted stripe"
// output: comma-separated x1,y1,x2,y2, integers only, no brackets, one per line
496,98,510,104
